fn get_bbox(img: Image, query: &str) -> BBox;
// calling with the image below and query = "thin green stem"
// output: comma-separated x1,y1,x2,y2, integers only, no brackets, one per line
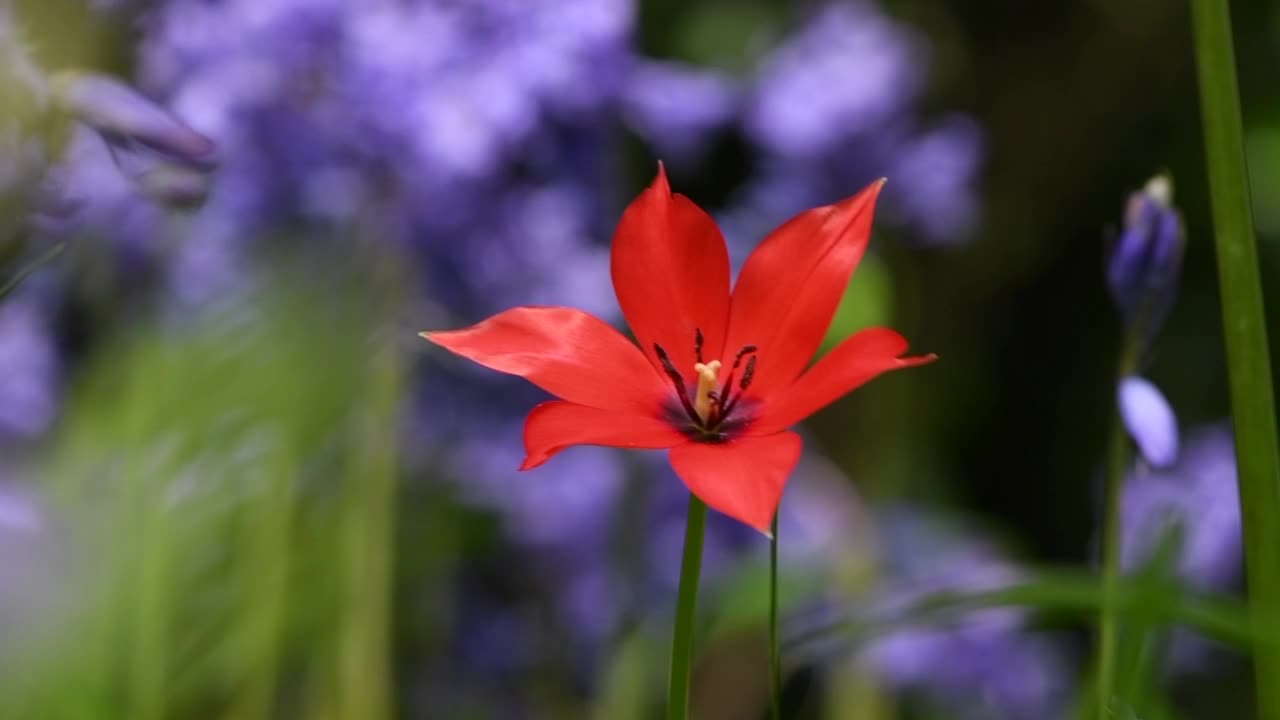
769,513,781,720
667,494,707,720
1190,0,1280,716
1096,340,1139,718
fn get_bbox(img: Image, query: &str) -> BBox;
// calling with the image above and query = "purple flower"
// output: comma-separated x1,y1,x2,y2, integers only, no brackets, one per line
726,2,982,246
744,3,924,158
1118,376,1179,468
0,289,60,439
884,115,984,241
863,507,1071,719
1107,174,1183,339
620,60,739,165
1121,424,1240,590
52,71,216,165
449,426,626,553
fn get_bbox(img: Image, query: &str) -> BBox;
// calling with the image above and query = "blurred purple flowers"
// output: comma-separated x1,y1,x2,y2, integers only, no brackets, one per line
1121,424,1240,591
864,508,1070,719
0,286,61,439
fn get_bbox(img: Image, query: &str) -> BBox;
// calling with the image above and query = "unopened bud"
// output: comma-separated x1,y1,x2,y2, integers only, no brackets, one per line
1107,174,1184,339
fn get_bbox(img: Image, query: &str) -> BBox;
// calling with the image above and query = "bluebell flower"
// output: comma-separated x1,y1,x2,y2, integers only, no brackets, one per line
1121,424,1240,590
732,2,982,246
0,287,61,439
862,507,1071,719
620,60,740,166
1118,375,1180,468
1107,174,1183,339
744,3,924,158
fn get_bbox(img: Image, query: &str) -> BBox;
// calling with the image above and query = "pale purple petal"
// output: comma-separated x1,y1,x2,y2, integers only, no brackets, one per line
53,72,216,164
1118,376,1180,468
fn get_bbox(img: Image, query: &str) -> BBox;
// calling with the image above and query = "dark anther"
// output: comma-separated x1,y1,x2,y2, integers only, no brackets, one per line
654,343,680,376
694,328,705,364
740,355,757,390
731,344,758,369
717,347,759,421
654,343,699,422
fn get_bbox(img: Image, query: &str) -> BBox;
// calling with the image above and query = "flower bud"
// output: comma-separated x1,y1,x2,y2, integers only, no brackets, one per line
1107,174,1184,338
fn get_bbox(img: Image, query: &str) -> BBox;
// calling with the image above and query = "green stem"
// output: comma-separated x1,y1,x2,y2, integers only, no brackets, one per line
769,513,781,720
667,494,707,720
337,344,399,720
231,449,296,720
1190,0,1280,717
1096,340,1139,718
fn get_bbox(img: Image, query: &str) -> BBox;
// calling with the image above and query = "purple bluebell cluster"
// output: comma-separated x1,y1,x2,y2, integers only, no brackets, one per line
1121,424,1240,591
118,0,631,310
862,507,1071,719
0,7,214,444
0,283,61,439
1103,174,1241,677
739,3,981,246
1104,175,1238,590
624,2,983,248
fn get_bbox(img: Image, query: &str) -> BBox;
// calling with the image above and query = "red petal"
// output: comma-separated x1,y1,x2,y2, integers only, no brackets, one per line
521,401,687,470
669,432,803,533
612,163,731,379
748,328,936,435
422,306,667,414
723,180,885,397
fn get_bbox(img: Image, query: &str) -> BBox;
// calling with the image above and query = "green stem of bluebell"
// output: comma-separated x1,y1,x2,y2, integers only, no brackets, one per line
769,512,782,720
1190,0,1280,716
1096,336,1139,718
668,494,707,720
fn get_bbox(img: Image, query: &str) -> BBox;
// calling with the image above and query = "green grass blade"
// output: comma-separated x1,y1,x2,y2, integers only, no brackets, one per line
785,568,1257,652
1189,0,1280,715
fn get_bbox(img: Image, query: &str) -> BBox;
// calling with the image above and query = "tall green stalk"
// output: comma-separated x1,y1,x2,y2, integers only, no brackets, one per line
1096,340,1139,718
336,343,400,720
1190,0,1280,716
769,513,781,720
231,449,297,720
667,494,707,720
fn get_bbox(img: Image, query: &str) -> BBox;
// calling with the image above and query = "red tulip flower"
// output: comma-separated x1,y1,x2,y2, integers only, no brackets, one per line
421,166,935,533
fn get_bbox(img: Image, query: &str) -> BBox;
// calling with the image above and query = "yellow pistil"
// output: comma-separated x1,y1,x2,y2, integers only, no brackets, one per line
693,360,721,423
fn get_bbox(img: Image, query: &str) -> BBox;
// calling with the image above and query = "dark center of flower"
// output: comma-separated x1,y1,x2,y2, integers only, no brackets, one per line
653,330,757,442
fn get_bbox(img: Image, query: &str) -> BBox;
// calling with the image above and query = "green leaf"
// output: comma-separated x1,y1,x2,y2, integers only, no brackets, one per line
819,252,893,355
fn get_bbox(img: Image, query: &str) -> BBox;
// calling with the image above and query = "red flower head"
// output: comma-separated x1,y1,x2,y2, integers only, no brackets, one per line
422,165,935,533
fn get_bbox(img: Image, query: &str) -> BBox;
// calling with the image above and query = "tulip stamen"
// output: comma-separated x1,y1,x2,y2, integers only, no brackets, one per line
693,360,722,423
654,343,700,422
716,346,758,420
